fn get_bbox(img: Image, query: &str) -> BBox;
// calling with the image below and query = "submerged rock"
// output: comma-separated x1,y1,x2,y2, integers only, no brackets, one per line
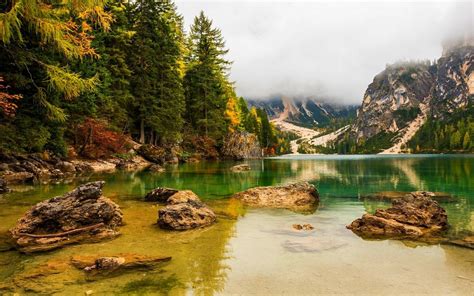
9,181,123,253
230,164,251,172
0,178,10,194
362,191,455,202
293,224,314,231
347,191,448,239
449,236,474,249
231,182,319,211
282,237,348,253
71,254,171,278
144,187,179,203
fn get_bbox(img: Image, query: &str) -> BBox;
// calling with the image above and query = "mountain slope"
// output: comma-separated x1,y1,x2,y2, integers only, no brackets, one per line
247,97,357,128
346,37,474,154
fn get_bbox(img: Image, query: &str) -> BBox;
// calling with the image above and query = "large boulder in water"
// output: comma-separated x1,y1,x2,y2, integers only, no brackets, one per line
347,191,448,239
231,182,319,211
9,181,123,253
158,191,216,230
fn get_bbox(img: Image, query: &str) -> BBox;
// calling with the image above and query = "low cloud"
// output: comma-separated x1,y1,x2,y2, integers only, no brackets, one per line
176,0,473,104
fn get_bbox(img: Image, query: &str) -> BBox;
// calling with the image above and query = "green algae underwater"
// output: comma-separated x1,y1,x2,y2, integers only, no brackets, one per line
0,155,473,295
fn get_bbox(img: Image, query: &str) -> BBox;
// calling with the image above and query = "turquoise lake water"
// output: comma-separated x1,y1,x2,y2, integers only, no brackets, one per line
0,155,473,294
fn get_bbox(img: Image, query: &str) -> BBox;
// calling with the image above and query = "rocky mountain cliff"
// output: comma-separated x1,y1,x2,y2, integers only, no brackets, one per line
247,97,357,127
432,40,474,116
352,61,433,140
349,37,473,152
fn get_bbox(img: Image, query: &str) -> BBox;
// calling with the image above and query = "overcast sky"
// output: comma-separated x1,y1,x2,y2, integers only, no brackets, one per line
175,0,473,104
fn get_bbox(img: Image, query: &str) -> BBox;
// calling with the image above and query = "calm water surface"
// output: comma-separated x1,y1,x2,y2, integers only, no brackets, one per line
0,155,473,295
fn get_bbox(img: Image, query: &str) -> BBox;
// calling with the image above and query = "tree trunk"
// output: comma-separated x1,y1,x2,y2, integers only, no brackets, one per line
204,87,208,137
149,130,154,145
139,119,145,144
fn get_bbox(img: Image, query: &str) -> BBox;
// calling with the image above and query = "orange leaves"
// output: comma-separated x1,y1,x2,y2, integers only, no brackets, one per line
78,5,113,32
64,20,98,58
0,76,22,117
75,118,129,159
1,1,113,59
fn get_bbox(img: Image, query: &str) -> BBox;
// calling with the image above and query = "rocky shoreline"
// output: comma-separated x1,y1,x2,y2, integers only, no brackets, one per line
0,153,152,188
0,132,264,190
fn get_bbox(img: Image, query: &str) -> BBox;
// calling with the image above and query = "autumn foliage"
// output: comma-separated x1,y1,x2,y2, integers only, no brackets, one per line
0,76,21,117
75,118,130,159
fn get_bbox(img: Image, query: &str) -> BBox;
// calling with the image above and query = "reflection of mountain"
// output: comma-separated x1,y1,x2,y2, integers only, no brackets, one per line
94,157,472,235
19,156,471,241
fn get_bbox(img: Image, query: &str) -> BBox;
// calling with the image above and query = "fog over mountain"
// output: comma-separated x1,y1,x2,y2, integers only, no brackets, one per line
176,0,472,104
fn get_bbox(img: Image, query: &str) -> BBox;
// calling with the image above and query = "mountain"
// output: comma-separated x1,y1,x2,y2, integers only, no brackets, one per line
247,97,358,127
343,36,474,153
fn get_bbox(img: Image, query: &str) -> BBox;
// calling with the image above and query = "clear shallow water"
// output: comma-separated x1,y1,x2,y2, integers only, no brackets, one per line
0,155,473,294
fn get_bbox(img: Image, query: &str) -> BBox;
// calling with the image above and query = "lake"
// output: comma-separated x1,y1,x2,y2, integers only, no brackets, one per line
0,155,473,294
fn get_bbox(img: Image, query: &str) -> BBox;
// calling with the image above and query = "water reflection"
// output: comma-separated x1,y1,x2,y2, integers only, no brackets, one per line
0,155,472,294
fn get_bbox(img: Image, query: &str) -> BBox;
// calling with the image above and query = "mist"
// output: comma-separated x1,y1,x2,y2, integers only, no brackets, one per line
175,0,473,105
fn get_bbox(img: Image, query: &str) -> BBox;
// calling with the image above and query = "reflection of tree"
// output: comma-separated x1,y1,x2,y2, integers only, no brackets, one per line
106,157,472,235
410,157,473,197
151,209,237,295
3,156,472,293
0,198,238,295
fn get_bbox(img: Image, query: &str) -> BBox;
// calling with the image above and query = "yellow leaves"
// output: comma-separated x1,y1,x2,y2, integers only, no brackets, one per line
81,21,92,32
225,97,240,132
35,88,67,122
0,1,23,44
250,107,261,124
45,64,98,100
1,0,112,59
78,6,113,32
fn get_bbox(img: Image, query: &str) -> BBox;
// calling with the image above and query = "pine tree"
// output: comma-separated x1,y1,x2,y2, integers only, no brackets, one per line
450,131,461,150
129,0,185,144
0,0,112,120
68,0,134,131
184,11,231,141
463,132,471,150
0,0,111,154
257,108,274,148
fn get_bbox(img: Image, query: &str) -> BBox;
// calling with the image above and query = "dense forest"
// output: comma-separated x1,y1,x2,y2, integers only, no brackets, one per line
406,104,474,153
0,0,291,159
